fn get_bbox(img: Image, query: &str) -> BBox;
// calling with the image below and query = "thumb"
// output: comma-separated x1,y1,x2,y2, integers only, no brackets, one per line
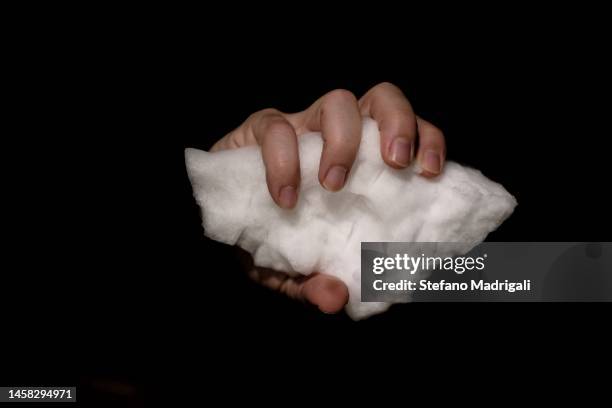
300,274,349,314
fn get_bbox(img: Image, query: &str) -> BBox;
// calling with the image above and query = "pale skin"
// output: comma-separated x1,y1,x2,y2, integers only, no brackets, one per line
211,82,446,314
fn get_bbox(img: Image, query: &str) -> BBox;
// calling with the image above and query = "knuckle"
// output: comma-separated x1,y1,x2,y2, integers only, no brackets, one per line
258,107,282,117
269,154,297,173
372,81,400,94
262,117,292,138
247,108,281,124
324,88,357,106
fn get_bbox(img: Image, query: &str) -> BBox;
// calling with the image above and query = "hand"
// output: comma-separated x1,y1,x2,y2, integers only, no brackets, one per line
211,82,446,314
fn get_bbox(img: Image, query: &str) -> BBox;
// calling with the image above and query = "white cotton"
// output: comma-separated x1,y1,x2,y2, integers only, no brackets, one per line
185,118,517,319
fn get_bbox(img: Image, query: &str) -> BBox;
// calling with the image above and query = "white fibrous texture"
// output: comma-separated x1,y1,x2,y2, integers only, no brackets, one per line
186,118,517,319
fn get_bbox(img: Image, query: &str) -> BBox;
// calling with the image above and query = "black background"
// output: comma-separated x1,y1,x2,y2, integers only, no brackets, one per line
3,15,611,404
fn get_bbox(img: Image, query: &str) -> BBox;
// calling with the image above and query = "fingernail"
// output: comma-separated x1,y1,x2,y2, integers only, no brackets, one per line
323,166,347,191
422,150,442,174
278,185,297,208
390,138,413,167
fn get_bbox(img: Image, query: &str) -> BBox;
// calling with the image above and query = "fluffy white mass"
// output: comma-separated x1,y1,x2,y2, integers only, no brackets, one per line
185,118,517,319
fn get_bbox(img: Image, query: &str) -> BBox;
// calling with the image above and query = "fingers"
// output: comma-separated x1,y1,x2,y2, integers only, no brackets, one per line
248,268,349,314
251,109,301,209
360,82,447,177
359,82,418,169
219,83,446,212
415,117,446,177
299,89,362,191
